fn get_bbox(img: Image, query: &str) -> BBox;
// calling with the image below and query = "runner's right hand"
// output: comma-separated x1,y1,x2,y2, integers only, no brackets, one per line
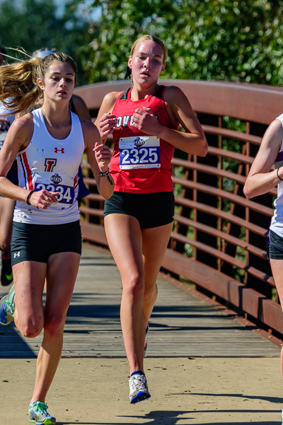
97,113,117,141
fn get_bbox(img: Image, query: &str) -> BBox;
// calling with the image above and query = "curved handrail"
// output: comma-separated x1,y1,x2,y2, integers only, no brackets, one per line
75,79,283,124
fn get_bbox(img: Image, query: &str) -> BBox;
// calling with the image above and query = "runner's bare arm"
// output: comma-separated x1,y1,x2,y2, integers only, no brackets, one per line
95,92,120,144
82,120,114,199
0,115,59,208
244,119,282,199
0,115,34,201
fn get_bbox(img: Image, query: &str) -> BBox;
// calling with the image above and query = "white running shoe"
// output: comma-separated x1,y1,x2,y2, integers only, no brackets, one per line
28,400,56,424
129,373,151,404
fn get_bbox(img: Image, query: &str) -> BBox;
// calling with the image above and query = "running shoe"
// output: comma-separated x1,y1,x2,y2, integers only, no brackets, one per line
144,324,149,356
129,372,151,404
1,254,13,286
0,283,15,325
28,401,56,425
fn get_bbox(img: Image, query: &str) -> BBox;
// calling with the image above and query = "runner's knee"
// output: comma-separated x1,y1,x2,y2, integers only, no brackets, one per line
44,313,66,339
18,317,43,338
0,239,11,253
123,273,144,300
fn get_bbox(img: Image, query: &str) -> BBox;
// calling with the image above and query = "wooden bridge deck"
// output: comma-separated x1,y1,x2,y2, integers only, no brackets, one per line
0,244,280,359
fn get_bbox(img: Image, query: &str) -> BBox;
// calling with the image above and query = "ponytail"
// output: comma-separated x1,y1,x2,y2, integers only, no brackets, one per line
0,59,42,114
0,52,76,115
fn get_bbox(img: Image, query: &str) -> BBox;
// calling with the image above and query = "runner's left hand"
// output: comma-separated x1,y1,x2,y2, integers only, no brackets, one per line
132,107,162,136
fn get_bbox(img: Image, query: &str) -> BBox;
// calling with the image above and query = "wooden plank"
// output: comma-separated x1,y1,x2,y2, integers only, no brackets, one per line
80,223,107,246
174,177,274,217
175,197,268,237
162,249,283,334
0,244,279,359
174,214,268,260
202,124,262,145
172,158,247,185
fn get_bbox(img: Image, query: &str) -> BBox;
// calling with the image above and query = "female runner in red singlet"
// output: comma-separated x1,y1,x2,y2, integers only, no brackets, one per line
96,34,208,404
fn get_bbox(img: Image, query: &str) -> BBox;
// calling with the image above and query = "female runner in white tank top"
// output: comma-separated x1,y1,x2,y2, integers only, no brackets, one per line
244,114,283,424
0,52,114,424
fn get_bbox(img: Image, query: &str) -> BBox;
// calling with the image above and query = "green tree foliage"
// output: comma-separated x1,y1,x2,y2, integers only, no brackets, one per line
78,0,283,85
0,0,92,84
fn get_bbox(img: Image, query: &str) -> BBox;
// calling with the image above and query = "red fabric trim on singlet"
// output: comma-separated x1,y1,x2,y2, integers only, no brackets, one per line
21,151,34,190
110,85,178,193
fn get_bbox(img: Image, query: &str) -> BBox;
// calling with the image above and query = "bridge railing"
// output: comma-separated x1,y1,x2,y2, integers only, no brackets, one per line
75,80,283,338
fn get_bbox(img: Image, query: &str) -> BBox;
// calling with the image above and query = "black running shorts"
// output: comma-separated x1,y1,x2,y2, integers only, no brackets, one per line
267,229,283,260
11,220,82,266
104,191,175,229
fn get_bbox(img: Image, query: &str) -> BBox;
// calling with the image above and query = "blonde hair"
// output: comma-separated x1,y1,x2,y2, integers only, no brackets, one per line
130,35,167,64
0,52,76,115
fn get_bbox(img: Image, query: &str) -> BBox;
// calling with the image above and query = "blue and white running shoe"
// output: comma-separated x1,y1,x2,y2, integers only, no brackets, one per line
29,401,56,424
0,283,15,325
129,372,151,404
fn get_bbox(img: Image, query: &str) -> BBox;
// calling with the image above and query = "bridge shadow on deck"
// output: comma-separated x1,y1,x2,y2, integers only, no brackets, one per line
0,244,280,359
65,299,259,333
0,326,36,359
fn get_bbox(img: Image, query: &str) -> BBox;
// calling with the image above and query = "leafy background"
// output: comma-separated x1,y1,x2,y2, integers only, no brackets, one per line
79,0,283,85
0,0,283,86
1,0,279,286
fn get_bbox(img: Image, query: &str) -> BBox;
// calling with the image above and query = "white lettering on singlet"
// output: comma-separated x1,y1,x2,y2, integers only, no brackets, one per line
116,117,122,127
123,116,130,126
116,114,158,128
116,115,131,127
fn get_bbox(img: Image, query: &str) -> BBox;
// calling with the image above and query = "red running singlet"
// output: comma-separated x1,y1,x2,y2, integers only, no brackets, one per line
110,85,178,193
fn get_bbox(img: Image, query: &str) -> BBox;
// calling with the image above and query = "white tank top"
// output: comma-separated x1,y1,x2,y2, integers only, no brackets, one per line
270,114,283,236
14,108,85,225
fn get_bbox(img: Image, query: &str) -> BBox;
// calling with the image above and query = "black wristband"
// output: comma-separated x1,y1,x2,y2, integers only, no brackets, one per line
26,189,36,205
277,168,283,182
98,169,109,177
98,169,114,186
